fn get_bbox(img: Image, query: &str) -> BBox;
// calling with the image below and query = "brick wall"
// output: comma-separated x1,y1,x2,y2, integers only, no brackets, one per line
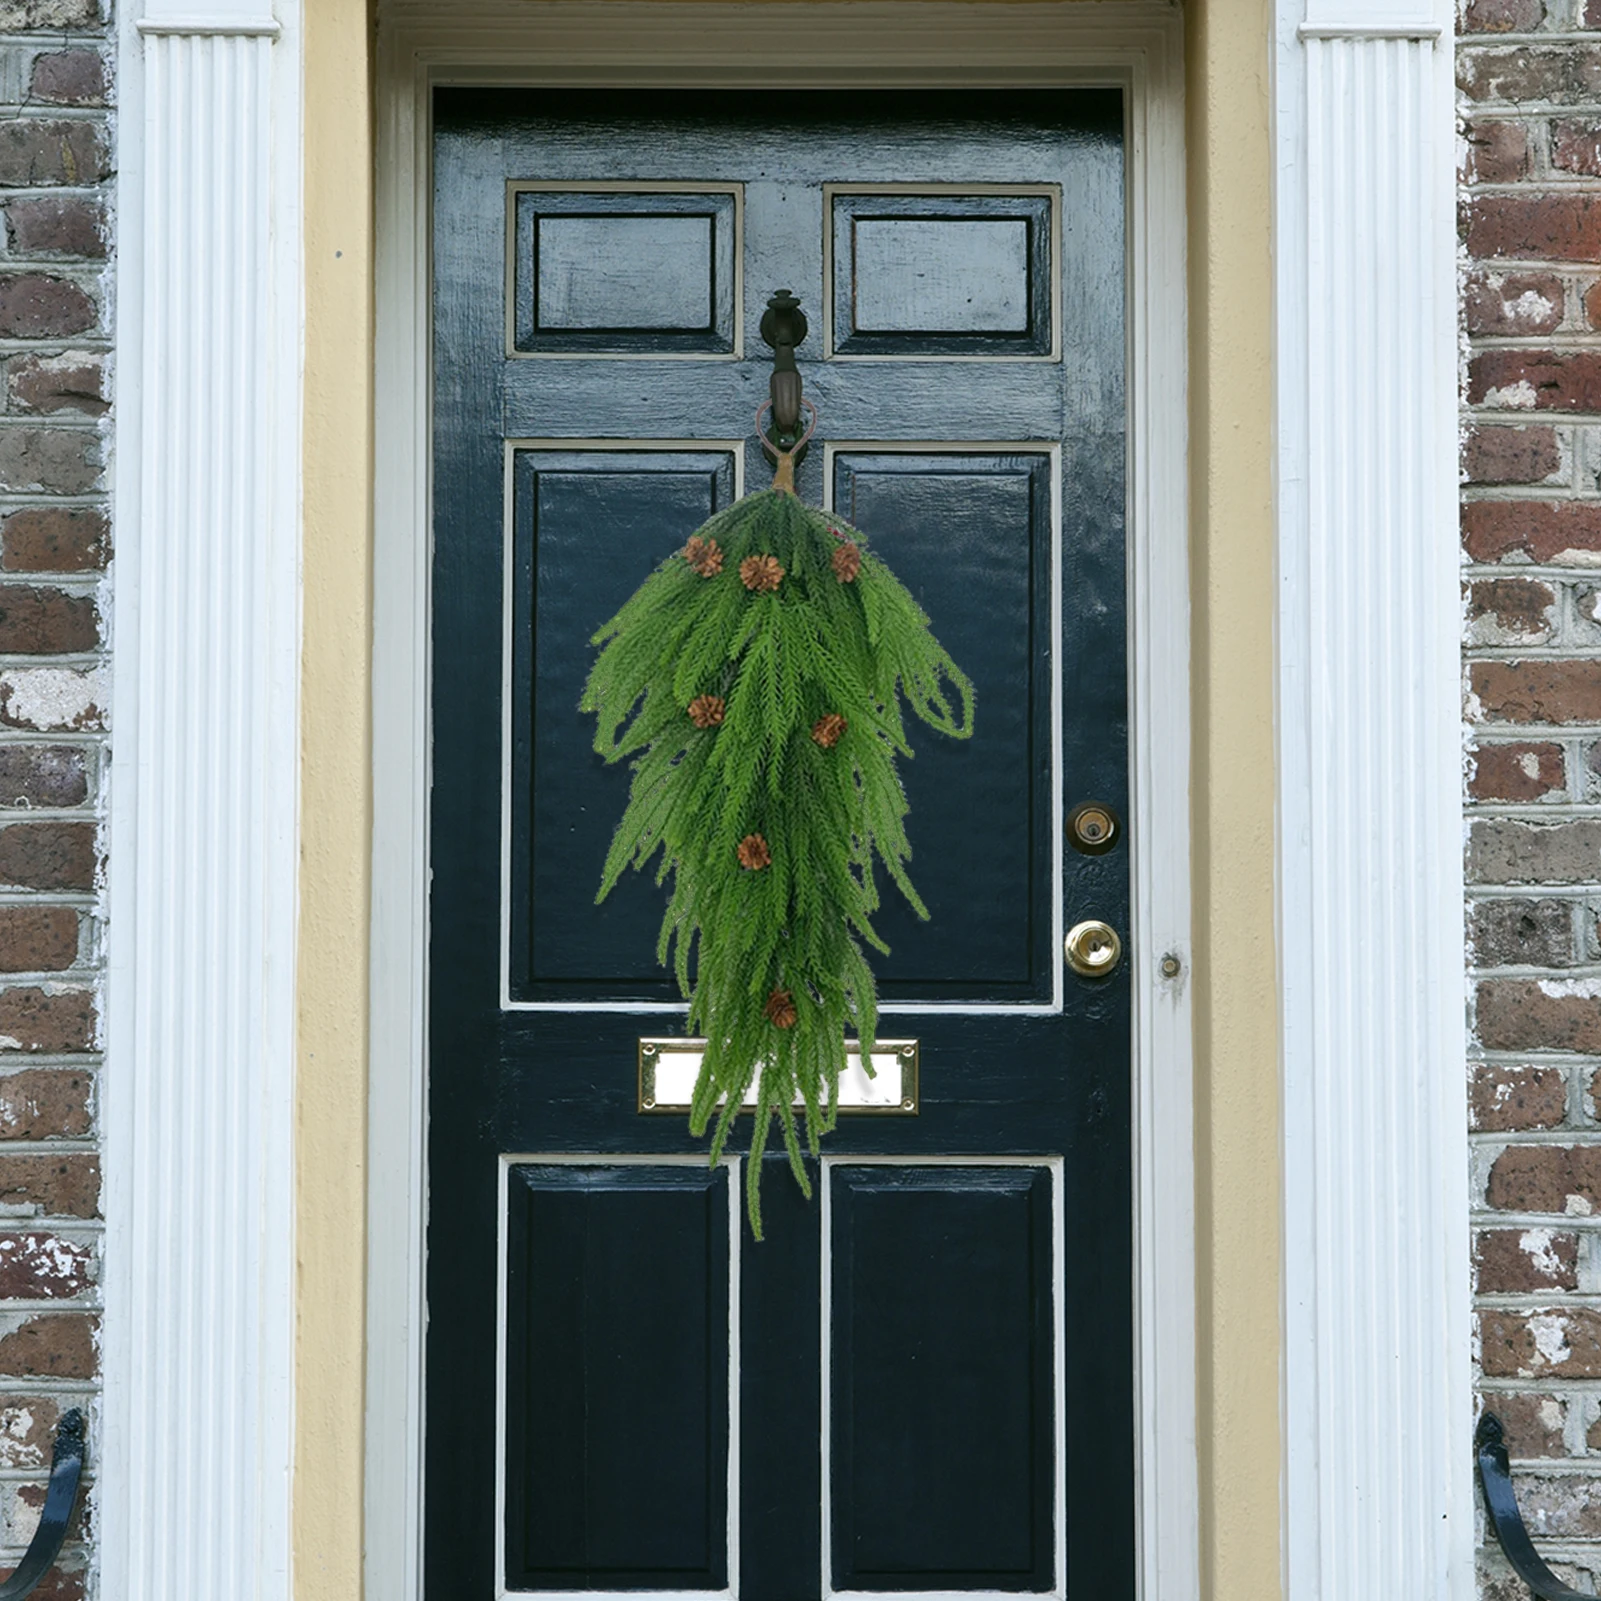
0,1,110,1594
1464,0,1601,1590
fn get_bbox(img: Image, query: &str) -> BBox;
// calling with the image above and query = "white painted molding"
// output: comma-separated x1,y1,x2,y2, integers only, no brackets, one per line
368,7,1195,1601
103,2,302,1598
1275,5,1472,1600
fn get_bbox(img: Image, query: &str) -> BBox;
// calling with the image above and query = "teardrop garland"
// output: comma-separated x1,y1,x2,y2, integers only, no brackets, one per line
581,485,974,1235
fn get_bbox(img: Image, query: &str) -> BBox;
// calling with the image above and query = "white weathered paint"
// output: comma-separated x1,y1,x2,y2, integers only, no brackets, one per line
369,6,1194,1599
101,0,302,1596
1276,2,1471,1599
0,668,107,732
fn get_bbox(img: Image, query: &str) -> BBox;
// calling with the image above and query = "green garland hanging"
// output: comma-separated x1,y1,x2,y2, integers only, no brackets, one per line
582,416,973,1238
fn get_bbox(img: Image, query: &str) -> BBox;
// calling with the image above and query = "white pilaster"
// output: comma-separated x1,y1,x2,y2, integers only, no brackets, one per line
103,0,301,1592
1275,4,1471,1599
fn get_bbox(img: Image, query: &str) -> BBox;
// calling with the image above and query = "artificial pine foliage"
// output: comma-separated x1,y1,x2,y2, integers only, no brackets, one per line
581,483,974,1235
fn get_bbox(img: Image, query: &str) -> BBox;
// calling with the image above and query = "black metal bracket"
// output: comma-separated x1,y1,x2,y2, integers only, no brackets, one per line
0,1409,85,1600
1478,1411,1595,1600
759,289,809,460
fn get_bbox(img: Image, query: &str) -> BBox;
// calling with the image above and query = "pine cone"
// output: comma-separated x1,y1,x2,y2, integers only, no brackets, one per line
683,535,723,577
740,553,784,592
811,713,847,749
765,988,798,1029
688,694,725,729
736,833,771,870
831,542,862,583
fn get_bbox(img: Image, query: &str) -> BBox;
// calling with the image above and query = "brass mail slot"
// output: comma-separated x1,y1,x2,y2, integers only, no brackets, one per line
637,1037,919,1115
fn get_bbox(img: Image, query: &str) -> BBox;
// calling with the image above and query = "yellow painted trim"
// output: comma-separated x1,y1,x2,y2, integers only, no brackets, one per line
296,0,374,1595
1187,0,1283,1598
294,5,1284,1597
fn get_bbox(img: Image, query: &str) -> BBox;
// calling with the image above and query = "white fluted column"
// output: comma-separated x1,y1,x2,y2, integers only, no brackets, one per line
103,0,300,1593
1276,0,1471,1596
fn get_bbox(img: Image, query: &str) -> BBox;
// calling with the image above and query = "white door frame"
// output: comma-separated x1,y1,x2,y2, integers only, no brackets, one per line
366,7,1196,1597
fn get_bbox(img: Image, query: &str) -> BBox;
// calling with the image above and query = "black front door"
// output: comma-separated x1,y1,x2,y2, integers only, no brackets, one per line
428,88,1131,1600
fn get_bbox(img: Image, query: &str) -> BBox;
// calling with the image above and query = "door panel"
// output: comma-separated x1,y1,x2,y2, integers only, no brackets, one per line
429,88,1132,1601
504,1163,734,1591
828,1164,1057,1593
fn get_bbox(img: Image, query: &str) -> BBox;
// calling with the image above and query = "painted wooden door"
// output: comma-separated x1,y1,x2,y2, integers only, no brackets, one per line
428,88,1131,1600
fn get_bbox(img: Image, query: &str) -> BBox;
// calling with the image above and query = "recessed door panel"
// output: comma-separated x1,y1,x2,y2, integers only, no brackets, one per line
511,187,740,354
828,1164,1057,1592
830,451,1055,1004
503,1163,733,1591
508,449,738,1003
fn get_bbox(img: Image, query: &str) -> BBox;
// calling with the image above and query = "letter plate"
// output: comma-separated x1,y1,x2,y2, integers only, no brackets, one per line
638,1038,919,1115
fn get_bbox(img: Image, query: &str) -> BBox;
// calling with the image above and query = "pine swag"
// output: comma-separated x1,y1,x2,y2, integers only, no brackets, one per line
581,486,974,1234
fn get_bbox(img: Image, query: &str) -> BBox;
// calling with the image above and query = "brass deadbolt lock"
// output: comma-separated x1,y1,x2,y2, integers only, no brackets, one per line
1065,919,1123,979
1067,801,1120,855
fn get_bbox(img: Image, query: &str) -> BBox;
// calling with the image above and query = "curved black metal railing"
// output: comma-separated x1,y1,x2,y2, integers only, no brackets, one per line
1479,1410,1596,1601
0,1409,84,1600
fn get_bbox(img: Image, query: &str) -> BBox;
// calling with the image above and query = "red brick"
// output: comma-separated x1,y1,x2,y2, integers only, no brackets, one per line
1466,195,1601,261
4,198,104,261
0,1313,94,1377
0,588,95,656
1463,118,1532,183
0,990,91,1055
1470,818,1601,883
1467,272,1565,337
1481,1305,1601,1375
0,122,105,189
1588,0,1601,25
0,277,92,340
0,432,100,497
1472,1062,1568,1130
0,670,106,734
1463,0,1544,29
1477,978,1601,1053
0,1233,90,1299
0,0,100,28
1476,1226,1579,1290
0,910,76,976
1492,1393,1569,1458
0,1070,88,1139
1464,428,1561,486
0,1156,95,1220
1467,576,1557,637
1471,897,1573,966
1473,660,1601,723
1460,45,1601,106
1484,1469,1601,1534
27,52,105,108
1554,119,1601,177
0,825,93,893
1488,1144,1601,1211
1465,499,1601,562
8,354,105,418
1,510,106,574
0,749,84,811
1470,741,1566,801
1469,349,1601,412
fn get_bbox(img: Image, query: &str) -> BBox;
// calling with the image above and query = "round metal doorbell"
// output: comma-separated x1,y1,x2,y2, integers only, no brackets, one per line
1066,800,1120,855
1065,919,1123,978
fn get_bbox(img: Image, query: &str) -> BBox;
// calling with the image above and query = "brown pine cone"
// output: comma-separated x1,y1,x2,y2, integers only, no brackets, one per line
687,694,725,729
811,713,847,748
831,542,862,583
739,553,784,592
736,833,771,870
765,988,798,1029
683,535,723,577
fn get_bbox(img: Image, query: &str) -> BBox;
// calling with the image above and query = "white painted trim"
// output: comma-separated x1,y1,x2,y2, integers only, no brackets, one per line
368,13,1194,1601
1273,5,1472,1599
104,3,302,1599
